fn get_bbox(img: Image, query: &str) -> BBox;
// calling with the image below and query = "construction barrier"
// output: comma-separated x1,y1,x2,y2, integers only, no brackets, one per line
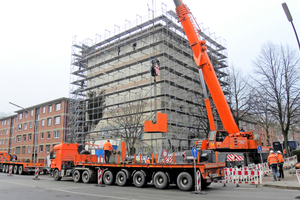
296,169,300,186
7,165,12,176
196,170,201,191
33,166,40,180
283,155,298,169
222,166,262,186
95,169,105,187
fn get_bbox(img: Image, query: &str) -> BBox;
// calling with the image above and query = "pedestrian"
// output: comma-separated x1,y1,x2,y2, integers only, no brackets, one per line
277,151,284,179
267,150,280,181
103,140,115,163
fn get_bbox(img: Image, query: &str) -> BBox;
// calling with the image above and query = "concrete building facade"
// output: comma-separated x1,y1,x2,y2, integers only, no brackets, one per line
69,7,229,153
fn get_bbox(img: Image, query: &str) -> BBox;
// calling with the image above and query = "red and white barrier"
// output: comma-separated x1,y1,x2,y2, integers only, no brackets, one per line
296,169,300,186
283,155,298,169
227,154,244,161
162,156,173,163
33,166,40,180
8,165,12,176
196,170,201,191
221,166,262,185
95,168,105,187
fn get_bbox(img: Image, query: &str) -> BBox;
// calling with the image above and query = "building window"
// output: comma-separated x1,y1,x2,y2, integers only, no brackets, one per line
28,134,32,141
17,135,21,143
16,147,20,154
0,130,2,135
54,116,60,125
6,130,8,135
5,139,7,145
7,120,9,125
22,146,25,154
4,120,6,125
55,103,61,111
47,132,51,139
39,145,43,152
40,132,44,139
42,106,46,113
29,122,32,129
24,123,27,130
23,135,26,142
46,145,50,153
41,119,45,127
28,146,31,153
25,112,28,118
2,140,4,144
19,113,23,120
54,130,59,139
18,124,22,131
47,118,52,126
48,105,52,113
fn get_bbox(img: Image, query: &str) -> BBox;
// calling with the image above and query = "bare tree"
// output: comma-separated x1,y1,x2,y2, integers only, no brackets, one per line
249,88,274,146
252,42,300,156
109,100,149,155
225,65,252,129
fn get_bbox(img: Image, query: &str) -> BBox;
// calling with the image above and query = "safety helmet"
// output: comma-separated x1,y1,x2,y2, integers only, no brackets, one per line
270,150,274,153
277,151,281,154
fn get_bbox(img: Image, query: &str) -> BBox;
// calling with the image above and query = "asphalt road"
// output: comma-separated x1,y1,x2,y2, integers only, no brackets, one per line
0,173,299,200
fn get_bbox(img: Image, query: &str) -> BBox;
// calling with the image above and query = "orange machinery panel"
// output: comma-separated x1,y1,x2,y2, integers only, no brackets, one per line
229,137,248,149
144,113,167,133
75,154,98,164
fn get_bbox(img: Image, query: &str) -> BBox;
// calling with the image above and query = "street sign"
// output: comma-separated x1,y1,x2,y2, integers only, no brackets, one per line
258,145,262,153
192,147,198,158
278,135,283,141
162,150,168,158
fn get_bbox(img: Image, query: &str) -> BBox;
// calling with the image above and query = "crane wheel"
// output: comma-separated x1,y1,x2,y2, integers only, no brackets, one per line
54,169,62,181
153,171,168,189
116,171,128,186
18,166,23,175
73,170,82,182
133,171,146,187
177,172,193,191
82,170,90,183
103,170,115,185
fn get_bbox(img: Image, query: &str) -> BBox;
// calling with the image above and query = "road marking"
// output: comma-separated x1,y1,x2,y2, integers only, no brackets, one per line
1,180,131,200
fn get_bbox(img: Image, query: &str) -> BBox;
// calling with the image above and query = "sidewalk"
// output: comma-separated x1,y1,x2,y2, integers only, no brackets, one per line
262,169,300,190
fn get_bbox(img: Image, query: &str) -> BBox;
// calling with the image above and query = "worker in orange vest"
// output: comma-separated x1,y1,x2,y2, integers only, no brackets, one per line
146,157,151,164
103,140,115,163
267,150,279,181
283,149,286,156
277,151,284,179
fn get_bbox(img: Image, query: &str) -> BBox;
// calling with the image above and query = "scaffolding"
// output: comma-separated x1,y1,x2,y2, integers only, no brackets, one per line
68,4,229,152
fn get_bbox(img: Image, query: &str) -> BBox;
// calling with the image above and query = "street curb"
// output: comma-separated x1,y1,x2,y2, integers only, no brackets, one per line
262,184,300,190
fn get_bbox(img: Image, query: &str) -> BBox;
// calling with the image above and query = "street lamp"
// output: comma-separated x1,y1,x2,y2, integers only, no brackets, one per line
282,2,300,51
9,102,37,163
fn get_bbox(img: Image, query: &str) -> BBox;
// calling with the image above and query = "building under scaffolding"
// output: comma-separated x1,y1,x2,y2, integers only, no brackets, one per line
68,5,229,154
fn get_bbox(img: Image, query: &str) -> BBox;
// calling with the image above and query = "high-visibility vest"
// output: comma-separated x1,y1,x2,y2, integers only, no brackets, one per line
267,153,279,165
283,149,286,154
277,154,284,163
103,142,113,151
146,159,150,164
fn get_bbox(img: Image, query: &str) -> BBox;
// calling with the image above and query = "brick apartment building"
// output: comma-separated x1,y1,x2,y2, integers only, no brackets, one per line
0,97,69,164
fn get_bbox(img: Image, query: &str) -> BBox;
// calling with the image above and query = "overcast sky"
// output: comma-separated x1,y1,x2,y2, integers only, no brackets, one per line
1,0,299,115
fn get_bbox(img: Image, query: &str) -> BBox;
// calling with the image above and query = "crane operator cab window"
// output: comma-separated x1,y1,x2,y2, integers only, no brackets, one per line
209,131,228,142
208,131,216,141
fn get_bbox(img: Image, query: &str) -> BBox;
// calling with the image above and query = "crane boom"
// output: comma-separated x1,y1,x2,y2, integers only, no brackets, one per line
173,0,239,134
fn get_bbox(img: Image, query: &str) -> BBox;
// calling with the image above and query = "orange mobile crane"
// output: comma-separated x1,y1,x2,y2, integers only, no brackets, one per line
173,0,270,166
